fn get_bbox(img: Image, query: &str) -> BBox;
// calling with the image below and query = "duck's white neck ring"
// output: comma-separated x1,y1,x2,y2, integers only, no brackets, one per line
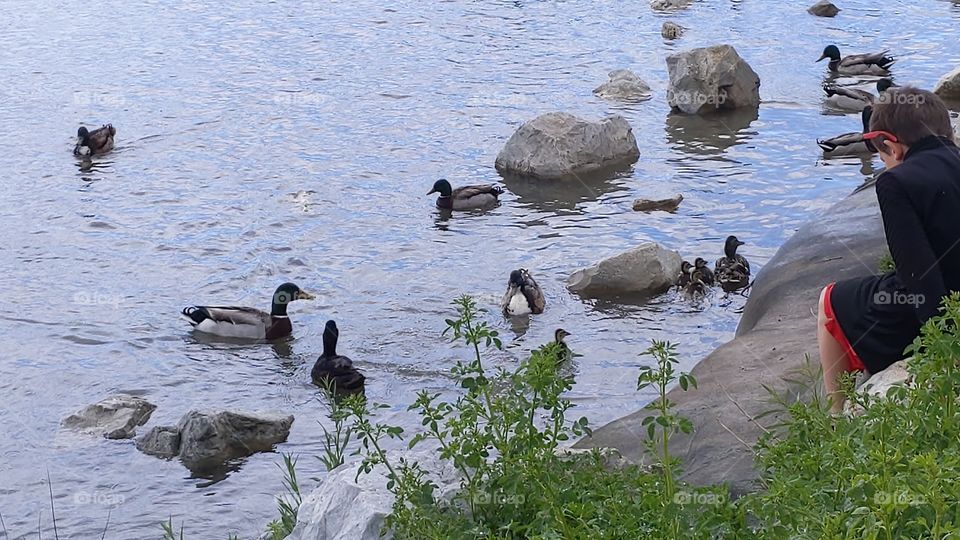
273,315,290,319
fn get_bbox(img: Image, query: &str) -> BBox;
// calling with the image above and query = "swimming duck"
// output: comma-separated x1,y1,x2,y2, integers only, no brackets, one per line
823,79,895,112
683,270,709,298
818,106,874,157
817,45,895,76
715,236,751,292
427,179,503,210
502,268,546,316
74,124,116,156
180,282,315,340
554,328,573,364
311,320,366,395
694,257,715,286
676,260,693,289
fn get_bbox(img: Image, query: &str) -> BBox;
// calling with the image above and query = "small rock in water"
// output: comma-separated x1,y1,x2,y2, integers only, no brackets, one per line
61,394,156,440
933,66,960,100
650,0,692,10
175,410,294,471
593,69,652,102
661,21,684,40
567,242,682,297
807,0,840,17
666,44,761,115
633,194,683,213
136,425,182,459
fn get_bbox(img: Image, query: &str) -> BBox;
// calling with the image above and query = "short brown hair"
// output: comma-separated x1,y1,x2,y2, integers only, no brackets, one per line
870,87,953,146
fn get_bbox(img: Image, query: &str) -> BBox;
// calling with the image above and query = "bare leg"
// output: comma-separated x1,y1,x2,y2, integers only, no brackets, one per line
818,286,851,413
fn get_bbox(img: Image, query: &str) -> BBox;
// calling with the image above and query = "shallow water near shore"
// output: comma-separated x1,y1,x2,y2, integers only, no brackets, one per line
2,0,959,537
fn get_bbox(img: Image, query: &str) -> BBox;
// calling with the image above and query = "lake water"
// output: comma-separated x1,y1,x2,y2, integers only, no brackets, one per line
1,0,959,537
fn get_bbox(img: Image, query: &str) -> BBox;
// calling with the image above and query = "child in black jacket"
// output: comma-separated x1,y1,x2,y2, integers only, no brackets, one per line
818,87,960,413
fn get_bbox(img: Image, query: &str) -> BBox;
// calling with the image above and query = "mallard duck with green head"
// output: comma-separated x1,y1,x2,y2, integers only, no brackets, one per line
818,106,874,157
311,320,366,395
817,45,895,76
823,79,895,112
427,179,503,210
502,268,546,316
715,236,751,292
74,124,116,156
180,282,315,340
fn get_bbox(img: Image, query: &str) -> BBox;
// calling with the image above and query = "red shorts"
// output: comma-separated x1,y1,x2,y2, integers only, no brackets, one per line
823,282,867,372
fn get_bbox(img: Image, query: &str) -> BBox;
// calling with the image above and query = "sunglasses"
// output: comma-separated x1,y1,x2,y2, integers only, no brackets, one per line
862,130,899,153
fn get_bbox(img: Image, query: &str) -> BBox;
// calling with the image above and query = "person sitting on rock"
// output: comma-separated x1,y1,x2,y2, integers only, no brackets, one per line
817,87,960,414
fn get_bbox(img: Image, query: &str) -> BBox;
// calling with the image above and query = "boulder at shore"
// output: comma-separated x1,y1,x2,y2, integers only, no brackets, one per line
933,66,960,100
666,45,761,115
807,0,840,17
136,410,294,471
288,450,461,540
567,242,681,298
575,179,887,494
495,112,640,181
593,70,652,103
61,394,156,439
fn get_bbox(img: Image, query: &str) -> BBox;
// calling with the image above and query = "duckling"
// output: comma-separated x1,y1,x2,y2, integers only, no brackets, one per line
74,124,116,156
554,328,573,364
676,260,693,289
694,257,715,286
427,179,503,210
311,320,365,395
817,45,895,76
823,79,896,112
502,269,546,316
180,282,315,340
683,270,709,298
715,236,751,292
818,106,874,157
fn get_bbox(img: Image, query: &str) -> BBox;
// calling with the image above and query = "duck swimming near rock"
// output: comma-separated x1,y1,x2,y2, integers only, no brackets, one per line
427,179,503,210
554,328,573,364
683,270,709,298
180,282,315,340
823,78,895,112
74,124,116,156
818,106,874,157
501,268,546,316
311,320,365,395
694,257,715,286
676,260,693,289
817,45,895,76
715,236,751,292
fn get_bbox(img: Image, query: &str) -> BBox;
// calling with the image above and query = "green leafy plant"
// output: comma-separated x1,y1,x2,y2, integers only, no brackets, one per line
878,251,896,273
265,453,302,540
316,380,353,471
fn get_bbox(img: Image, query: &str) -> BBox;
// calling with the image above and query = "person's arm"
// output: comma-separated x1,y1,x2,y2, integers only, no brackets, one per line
876,172,948,322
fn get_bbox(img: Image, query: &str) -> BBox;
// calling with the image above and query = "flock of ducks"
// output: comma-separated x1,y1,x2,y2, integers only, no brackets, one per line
69,42,909,396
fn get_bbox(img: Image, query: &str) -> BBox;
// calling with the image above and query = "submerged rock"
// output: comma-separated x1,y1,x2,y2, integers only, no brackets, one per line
807,0,840,17
176,410,294,470
593,70,652,102
495,112,640,180
567,242,681,297
136,425,182,459
288,450,461,540
576,179,887,494
666,45,761,115
61,394,156,439
633,194,683,213
650,0,692,10
661,21,684,40
933,66,960,100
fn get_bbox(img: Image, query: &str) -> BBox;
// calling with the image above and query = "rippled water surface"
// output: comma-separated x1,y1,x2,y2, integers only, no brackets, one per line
2,0,960,537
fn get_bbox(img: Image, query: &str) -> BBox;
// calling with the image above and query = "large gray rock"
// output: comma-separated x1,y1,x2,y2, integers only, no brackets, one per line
576,179,887,494
567,242,682,297
666,45,761,115
176,410,294,470
593,70,652,102
807,0,840,17
61,394,156,439
495,113,640,181
934,66,960,100
288,450,461,540
136,425,182,458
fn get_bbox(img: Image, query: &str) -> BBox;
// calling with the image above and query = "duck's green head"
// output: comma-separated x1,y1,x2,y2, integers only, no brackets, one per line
77,126,89,144
724,235,745,257
273,282,315,306
817,45,840,62
427,179,453,197
877,78,896,93
509,269,525,287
